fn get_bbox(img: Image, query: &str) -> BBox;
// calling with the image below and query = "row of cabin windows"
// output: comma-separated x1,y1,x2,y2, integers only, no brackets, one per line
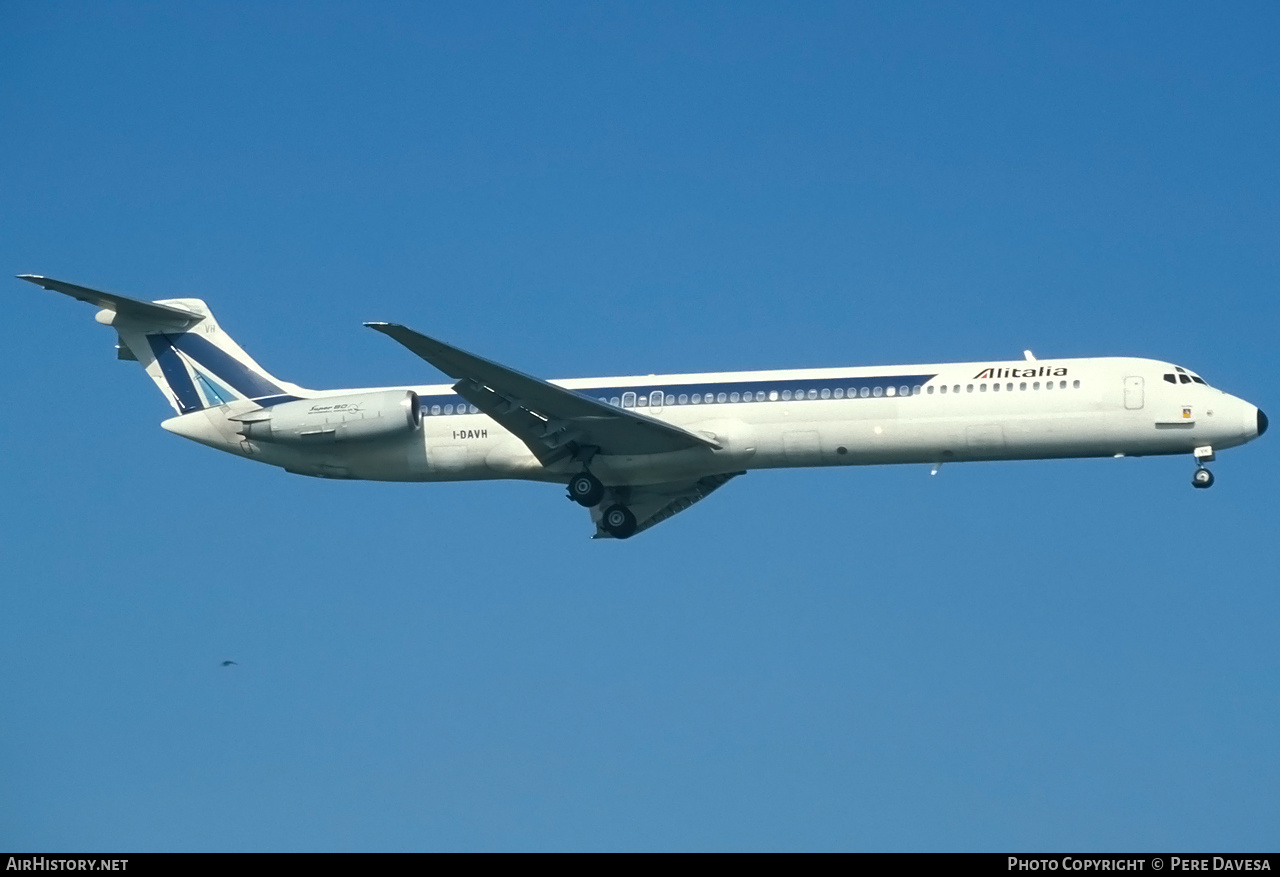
602,385,923,408
428,403,481,416
927,380,1080,394
421,379,1083,415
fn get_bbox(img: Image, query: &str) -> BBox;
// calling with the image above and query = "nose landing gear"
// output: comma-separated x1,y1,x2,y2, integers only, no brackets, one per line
1191,445,1215,489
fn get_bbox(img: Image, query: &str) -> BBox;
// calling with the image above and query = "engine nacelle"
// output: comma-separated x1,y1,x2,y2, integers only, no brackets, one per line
233,390,421,445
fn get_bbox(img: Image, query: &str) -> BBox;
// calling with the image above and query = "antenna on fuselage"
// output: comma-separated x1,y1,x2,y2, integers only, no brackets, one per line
1023,350,1036,361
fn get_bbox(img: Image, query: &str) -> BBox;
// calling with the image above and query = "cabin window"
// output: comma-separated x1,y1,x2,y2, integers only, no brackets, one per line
980,384,987,392
928,386,935,395
913,385,922,395
886,386,896,397
872,386,883,397
1020,382,1027,391
769,390,779,401
665,394,675,405
1073,380,1080,389
677,394,688,404
821,388,831,399
834,388,844,399
939,385,947,394
430,404,441,416
691,394,702,404
444,403,455,414
781,390,792,401
992,383,1000,392
636,395,647,406
728,392,739,402
716,392,727,403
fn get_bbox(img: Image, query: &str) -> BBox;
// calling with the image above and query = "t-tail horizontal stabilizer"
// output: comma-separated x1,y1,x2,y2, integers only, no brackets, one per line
18,275,203,327
21,274,308,416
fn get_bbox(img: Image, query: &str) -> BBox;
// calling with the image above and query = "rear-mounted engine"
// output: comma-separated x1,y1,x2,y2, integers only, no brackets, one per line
232,390,421,444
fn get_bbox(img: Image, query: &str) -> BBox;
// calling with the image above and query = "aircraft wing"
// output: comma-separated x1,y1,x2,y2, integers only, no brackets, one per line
589,472,743,539
18,275,203,327
366,322,719,464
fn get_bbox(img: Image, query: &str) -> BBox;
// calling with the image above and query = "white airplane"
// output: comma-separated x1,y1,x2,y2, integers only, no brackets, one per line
21,275,1267,539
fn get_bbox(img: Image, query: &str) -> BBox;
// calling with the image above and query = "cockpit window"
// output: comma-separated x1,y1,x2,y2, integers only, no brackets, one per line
1168,366,1210,387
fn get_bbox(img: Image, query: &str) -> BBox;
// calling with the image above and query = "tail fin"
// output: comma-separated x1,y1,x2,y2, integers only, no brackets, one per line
20,275,310,414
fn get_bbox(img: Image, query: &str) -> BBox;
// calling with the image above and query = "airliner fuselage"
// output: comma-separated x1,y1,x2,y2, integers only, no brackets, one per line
164,355,1264,487
21,276,1267,539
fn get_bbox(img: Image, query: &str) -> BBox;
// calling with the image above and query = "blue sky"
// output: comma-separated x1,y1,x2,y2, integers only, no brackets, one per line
2,1,1277,851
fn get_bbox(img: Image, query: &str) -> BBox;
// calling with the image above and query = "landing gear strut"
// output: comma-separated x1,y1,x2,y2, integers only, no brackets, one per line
602,504,637,539
1191,446,1215,489
567,472,605,507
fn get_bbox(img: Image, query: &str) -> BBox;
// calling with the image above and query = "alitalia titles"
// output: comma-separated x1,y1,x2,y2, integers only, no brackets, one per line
975,366,1069,380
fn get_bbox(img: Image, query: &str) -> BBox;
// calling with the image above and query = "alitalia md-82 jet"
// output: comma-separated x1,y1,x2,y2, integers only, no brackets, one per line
22,275,1267,539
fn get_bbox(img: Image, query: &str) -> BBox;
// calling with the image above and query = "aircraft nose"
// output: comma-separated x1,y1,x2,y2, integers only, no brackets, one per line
1259,408,1269,437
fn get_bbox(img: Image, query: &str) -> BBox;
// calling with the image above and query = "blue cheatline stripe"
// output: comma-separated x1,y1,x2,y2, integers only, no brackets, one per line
165,332,284,400
415,373,939,415
147,335,204,413
253,393,303,407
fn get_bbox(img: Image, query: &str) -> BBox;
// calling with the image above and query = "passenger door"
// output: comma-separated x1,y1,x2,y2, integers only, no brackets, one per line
1124,376,1144,410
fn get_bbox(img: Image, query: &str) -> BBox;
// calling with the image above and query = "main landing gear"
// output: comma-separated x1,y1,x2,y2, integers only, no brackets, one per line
601,504,637,539
567,471,605,507
568,471,638,538
1191,446,1215,489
